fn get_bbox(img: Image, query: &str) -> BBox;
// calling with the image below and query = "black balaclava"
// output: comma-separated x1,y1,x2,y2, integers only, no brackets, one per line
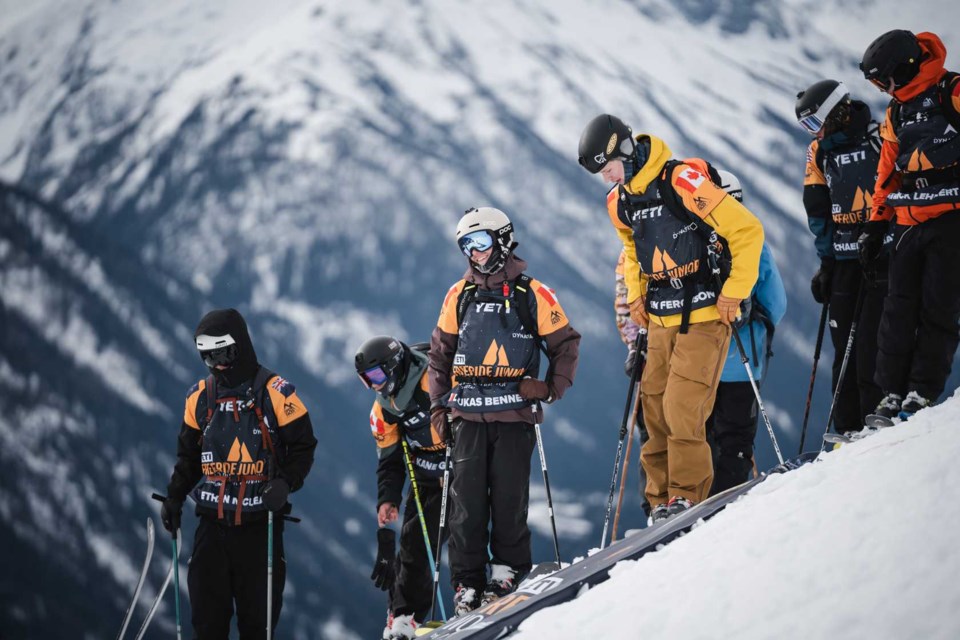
194,308,259,388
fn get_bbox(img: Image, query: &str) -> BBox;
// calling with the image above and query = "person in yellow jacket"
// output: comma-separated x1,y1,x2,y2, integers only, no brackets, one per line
578,114,764,522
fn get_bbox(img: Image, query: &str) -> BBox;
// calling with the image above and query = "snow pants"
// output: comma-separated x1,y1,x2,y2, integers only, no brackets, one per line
448,420,535,590
828,258,886,432
390,479,443,622
640,320,730,508
876,213,960,401
706,381,757,495
188,516,285,640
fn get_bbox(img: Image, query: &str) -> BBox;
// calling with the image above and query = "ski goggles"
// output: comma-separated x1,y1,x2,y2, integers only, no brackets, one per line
358,365,389,388
797,82,848,134
199,344,239,369
457,230,494,257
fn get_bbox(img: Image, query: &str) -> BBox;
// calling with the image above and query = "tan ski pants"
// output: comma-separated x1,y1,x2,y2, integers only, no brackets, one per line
640,320,731,507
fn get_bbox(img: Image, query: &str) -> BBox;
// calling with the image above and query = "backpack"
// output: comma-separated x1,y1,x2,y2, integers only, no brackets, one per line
814,122,882,173
888,71,960,138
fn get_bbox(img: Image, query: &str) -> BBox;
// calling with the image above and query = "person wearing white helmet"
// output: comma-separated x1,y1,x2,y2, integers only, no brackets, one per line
428,207,580,615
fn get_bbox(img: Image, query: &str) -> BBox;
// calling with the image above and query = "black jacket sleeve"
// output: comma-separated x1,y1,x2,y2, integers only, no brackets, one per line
376,443,405,510
166,422,203,502
277,412,317,492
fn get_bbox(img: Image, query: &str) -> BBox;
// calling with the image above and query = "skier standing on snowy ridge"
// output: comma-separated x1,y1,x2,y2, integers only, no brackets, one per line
578,115,763,523
613,169,785,500
428,207,580,616
857,30,960,421
795,78,887,432
161,308,317,638
355,336,446,640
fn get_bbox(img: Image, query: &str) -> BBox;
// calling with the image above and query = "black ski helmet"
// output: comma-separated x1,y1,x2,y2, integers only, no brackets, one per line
795,79,850,134
578,114,634,174
355,336,408,396
860,30,923,90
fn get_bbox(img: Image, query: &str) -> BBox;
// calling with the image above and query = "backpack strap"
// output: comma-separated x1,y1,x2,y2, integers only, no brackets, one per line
455,282,479,328
203,374,216,428
938,71,960,131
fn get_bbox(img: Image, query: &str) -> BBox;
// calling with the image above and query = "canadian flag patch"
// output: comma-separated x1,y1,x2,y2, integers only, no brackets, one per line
537,285,558,307
369,411,385,435
675,168,706,193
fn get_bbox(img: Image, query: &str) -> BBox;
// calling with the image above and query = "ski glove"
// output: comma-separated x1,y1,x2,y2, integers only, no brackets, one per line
629,296,649,328
518,378,551,402
371,528,397,591
810,258,834,305
430,405,450,444
160,497,183,537
858,220,887,269
262,478,290,512
716,294,742,326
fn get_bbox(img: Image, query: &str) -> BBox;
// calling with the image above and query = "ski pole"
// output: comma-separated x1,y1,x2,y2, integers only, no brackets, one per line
430,440,452,621
821,284,866,447
600,331,645,549
150,493,182,640
798,302,829,454
266,461,274,640
611,385,640,544
534,404,561,567
707,249,784,465
402,440,447,622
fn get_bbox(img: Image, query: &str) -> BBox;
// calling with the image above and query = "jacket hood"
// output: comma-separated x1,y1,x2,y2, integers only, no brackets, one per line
463,253,528,288
893,32,948,102
626,134,673,194
194,308,259,388
377,347,428,413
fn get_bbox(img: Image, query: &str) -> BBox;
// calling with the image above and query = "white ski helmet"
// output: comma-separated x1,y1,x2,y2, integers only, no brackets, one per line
715,169,743,202
455,207,516,274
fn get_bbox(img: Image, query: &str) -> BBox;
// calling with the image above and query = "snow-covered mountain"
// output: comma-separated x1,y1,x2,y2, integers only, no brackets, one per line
2,0,959,637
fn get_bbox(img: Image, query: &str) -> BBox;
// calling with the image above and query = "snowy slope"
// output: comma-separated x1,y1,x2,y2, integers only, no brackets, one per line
514,393,960,640
3,0,960,638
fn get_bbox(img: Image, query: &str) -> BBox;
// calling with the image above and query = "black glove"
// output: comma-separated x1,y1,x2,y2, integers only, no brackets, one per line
430,405,450,444
858,220,887,269
371,528,396,591
624,347,638,378
262,478,290,512
810,258,834,305
160,497,183,537
518,378,551,401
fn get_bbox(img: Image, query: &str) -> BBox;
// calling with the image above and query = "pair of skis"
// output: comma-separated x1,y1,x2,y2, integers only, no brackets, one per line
822,414,897,446
116,512,183,639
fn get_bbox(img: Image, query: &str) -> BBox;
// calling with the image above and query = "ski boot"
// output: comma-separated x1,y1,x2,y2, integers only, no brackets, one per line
899,391,932,420
386,613,418,639
665,496,694,518
480,564,518,606
865,393,903,428
648,503,670,526
453,584,480,616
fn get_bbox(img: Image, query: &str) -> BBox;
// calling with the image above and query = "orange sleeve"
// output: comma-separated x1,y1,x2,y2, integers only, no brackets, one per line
529,279,570,336
437,281,467,334
369,402,400,450
803,141,827,186
871,135,901,221
953,78,960,112
183,380,204,430
265,375,309,427
670,164,728,220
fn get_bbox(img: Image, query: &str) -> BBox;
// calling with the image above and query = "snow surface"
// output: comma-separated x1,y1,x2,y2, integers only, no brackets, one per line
513,392,960,640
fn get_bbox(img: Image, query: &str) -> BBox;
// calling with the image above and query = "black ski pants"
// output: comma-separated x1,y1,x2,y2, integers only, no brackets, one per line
188,516,285,640
828,258,886,432
876,213,960,401
390,478,443,622
448,419,535,590
706,381,758,495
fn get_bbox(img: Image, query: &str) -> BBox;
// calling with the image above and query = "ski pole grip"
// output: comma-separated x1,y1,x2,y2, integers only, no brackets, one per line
151,493,167,503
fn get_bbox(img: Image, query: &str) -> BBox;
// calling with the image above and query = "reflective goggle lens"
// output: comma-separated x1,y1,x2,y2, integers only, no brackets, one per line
799,113,825,134
200,344,238,368
361,365,389,387
457,230,494,257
